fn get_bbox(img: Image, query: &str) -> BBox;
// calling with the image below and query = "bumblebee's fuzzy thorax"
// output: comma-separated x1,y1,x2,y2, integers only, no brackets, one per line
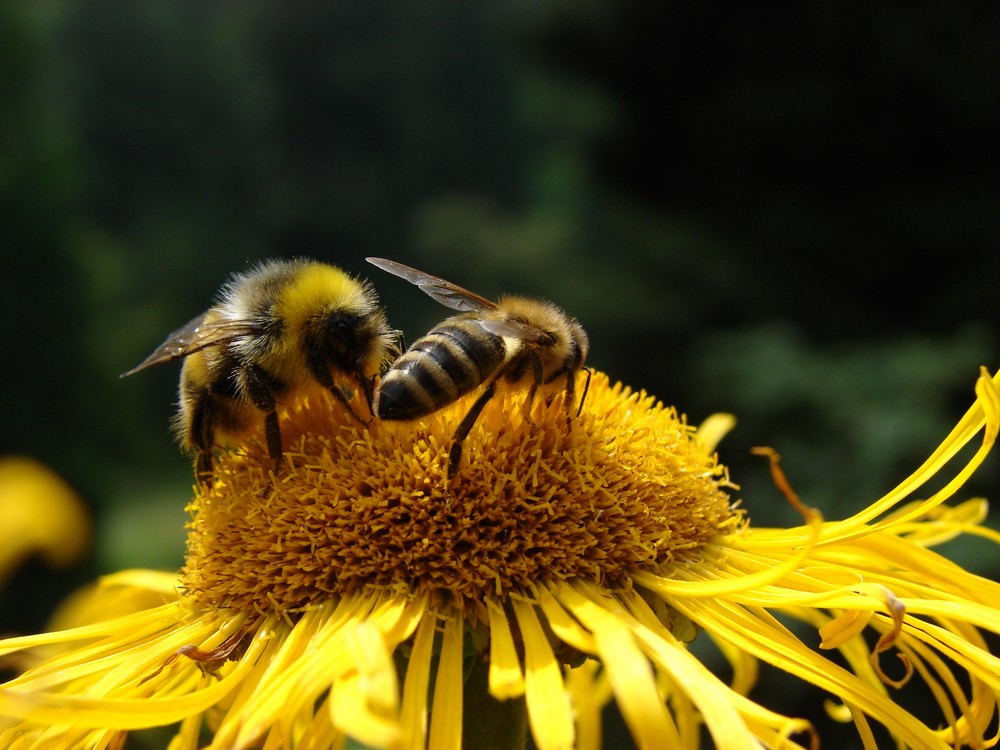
273,263,377,333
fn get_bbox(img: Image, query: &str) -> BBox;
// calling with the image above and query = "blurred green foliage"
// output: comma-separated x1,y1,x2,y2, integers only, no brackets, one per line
1,2,998,746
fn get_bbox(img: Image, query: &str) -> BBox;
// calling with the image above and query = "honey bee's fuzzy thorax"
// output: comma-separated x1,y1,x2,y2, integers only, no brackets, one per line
181,370,740,617
496,294,589,361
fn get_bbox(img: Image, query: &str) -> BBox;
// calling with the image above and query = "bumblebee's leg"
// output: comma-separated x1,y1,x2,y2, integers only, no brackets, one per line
330,380,370,425
356,368,378,419
188,392,216,486
195,451,214,487
243,365,283,473
448,379,498,480
305,349,369,425
526,355,544,415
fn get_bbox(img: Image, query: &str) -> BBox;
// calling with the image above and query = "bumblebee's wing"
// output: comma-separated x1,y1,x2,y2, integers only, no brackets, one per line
120,313,257,377
366,257,497,313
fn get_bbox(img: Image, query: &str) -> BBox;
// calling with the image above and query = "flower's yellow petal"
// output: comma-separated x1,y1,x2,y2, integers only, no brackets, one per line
1,609,233,695
0,601,186,659
48,573,180,632
330,621,400,748
427,617,463,750
399,614,436,750
819,609,873,649
564,660,605,750
695,413,736,454
537,591,596,656
675,595,944,748
632,498,821,598
709,632,759,697
624,591,814,748
555,585,681,750
842,703,880,750
400,616,437,748
886,498,988,546
834,367,999,537
212,605,338,748
427,614,463,750
291,693,338,750
485,597,524,699
793,608,883,696
511,599,574,750
0,647,255,730
166,711,203,750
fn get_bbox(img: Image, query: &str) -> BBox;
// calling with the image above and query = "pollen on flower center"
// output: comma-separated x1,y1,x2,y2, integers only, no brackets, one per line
181,372,740,616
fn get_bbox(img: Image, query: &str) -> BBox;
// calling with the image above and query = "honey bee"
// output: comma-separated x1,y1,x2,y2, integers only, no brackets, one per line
366,257,589,479
122,259,401,481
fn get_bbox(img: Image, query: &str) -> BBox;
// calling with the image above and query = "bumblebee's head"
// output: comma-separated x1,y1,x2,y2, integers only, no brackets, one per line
322,309,375,368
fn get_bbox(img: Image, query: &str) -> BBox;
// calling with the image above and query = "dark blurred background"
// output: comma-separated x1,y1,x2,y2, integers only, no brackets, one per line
1,1,998,747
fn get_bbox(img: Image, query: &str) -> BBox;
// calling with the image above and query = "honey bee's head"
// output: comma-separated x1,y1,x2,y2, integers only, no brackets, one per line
566,318,589,371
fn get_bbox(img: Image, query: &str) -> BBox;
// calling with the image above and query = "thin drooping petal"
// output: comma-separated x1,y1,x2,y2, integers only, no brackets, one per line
512,598,575,750
427,615,463,750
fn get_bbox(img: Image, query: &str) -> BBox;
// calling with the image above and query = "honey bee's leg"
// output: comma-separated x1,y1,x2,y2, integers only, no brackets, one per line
385,329,406,365
575,367,593,417
243,365,283,474
448,379,498,480
561,367,577,428
507,353,544,418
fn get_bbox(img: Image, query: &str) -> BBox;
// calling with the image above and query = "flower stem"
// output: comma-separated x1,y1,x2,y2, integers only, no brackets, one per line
462,657,528,750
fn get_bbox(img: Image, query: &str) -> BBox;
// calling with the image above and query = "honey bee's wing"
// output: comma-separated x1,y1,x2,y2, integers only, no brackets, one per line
120,313,257,377
366,257,496,313
478,318,552,344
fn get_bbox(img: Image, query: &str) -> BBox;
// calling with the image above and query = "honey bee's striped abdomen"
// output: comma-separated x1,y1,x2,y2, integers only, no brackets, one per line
376,318,506,421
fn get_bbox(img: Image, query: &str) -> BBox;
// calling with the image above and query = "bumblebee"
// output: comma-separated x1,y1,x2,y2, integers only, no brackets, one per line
122,259,401,481
366,257,589,479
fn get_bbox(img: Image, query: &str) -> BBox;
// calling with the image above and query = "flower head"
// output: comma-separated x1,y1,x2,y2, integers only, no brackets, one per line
1,368,998,750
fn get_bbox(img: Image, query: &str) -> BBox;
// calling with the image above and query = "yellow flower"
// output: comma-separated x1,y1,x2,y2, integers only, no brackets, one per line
1,367,998,750
0,457,89,586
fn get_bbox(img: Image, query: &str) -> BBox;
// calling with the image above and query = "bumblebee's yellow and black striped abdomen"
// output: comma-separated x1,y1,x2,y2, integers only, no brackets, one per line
376,317,507,421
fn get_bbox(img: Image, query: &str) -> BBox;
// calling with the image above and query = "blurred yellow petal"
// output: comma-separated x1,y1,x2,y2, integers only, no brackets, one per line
0,457,89,581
